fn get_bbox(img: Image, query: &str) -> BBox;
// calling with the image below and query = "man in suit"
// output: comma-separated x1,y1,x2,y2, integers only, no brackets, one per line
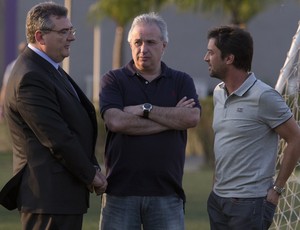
3,2,107,229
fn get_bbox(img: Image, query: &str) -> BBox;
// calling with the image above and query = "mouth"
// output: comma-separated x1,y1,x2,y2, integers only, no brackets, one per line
138,56,150,60
64,44,71,49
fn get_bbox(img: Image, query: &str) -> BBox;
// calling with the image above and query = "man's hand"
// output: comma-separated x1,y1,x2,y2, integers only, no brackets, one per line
266,188,280,206
90,170,108,195
123,96,195,117
176,96,195,108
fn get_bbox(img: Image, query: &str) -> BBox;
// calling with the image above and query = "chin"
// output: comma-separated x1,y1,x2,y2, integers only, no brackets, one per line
209,72,217,79
63,52,70,58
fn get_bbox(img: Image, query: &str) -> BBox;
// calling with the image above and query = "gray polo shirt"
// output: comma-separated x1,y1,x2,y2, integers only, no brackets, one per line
213,73,292,198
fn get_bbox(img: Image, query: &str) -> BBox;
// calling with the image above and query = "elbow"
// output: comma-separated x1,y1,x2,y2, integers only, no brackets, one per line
105,119,123,133
186,108,201,128
103,109,126,133
188,116,200,128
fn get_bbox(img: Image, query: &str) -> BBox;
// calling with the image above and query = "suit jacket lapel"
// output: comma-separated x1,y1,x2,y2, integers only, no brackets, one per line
57,67,80,101
23,48,97,140
24,48,78,101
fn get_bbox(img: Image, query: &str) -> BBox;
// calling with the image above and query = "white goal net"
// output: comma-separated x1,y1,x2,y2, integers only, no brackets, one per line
271,21,300,230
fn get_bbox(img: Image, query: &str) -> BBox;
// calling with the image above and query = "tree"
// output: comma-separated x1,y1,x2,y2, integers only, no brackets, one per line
89,0,169,69
172,0,281,27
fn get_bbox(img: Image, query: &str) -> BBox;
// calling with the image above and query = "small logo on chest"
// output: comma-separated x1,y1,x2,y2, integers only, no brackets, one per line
236,108,243,112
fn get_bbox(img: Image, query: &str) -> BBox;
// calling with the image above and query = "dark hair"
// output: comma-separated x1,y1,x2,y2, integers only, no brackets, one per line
26,2,68,43
207,26,253,72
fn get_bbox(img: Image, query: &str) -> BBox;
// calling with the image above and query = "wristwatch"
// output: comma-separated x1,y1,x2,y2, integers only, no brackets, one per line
273,185,285,195
142,103,152,118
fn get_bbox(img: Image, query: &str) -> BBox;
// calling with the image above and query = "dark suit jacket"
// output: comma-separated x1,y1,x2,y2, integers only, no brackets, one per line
0,165,26,210
2,47,99,214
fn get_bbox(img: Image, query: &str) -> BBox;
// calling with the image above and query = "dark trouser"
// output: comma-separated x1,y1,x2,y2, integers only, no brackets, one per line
20,212,83,230
207,191,276,230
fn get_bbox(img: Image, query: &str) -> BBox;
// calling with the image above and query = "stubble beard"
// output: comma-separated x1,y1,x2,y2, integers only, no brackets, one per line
209,70,220,80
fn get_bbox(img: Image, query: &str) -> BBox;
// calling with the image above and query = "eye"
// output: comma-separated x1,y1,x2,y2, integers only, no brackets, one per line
59,29,69,35
207,50,213,55
133,40,142,46
147,41,156,45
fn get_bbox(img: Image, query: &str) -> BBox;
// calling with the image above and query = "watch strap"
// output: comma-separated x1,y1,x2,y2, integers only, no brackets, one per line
142,103,152,118
273,185,285,195
143,110,150,118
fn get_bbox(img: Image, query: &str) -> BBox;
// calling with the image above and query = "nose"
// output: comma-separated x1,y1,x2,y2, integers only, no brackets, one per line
68,33,76,41
139,42,148,53
204,52,209,62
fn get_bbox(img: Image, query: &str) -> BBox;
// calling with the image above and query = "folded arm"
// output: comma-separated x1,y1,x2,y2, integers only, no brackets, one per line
103,108,169,135
124,96,200,130
103,97,201,135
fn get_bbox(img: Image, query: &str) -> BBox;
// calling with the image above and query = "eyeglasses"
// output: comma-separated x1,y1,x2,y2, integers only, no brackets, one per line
42,28,76,36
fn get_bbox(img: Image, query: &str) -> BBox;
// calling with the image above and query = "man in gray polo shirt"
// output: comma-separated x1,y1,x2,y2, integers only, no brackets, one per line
204,25,300,230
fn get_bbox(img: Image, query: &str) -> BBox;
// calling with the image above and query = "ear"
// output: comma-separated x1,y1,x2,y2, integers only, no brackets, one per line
163,42,167,49
225,54,234,64
35,30,46,45
162,42,167,54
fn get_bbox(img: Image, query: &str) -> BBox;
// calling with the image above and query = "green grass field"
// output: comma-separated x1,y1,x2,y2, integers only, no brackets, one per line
0,120,212,229
0,150,212,230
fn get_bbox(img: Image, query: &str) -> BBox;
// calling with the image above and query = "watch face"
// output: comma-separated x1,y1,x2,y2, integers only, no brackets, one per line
143,103,152,118
144,103,152,110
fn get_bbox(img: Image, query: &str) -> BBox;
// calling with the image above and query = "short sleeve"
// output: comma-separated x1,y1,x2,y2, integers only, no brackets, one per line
258,89,292,129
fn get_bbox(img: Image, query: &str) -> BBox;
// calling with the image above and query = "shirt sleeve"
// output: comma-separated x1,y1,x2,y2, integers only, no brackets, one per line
258,89,292,129
99,70,124,117
178,73,201,110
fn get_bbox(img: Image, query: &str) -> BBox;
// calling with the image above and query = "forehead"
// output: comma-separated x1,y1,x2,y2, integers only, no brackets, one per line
50,15,72,28
207,38,217,49
207,38,221,54
131,23,161,40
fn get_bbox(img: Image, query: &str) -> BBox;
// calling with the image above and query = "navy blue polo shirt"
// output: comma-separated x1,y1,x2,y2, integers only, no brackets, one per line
100,60,200,201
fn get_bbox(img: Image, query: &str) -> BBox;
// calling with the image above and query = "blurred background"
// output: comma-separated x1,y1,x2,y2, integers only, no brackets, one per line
1,0,300,99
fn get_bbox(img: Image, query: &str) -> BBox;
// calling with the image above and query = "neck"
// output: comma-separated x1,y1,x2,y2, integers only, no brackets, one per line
136,67,161,82
224,70,249,95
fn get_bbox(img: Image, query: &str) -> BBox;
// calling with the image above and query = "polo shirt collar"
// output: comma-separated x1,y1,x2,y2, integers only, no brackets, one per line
233,72,257,96
125,60,168,78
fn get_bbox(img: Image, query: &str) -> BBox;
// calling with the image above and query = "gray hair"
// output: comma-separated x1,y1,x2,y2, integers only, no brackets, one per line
26,2,68,43
127,12,169,43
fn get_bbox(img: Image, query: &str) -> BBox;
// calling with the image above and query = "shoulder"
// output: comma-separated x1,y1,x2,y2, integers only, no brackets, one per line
162,64,194,86
163,62,190,78
255,80,292,124
213,82,225,95
251,80,283,101
103,62,133,80
101,68,128,88
10,59,56,92
253,79,273,91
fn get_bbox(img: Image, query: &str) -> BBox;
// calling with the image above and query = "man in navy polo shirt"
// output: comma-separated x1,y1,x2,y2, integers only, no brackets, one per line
99,12,201,230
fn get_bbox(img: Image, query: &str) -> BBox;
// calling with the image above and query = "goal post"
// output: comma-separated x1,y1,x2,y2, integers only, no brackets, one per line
271,21,300,230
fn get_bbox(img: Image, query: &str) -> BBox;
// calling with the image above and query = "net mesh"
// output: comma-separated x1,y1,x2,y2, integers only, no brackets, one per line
271,21,300,230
